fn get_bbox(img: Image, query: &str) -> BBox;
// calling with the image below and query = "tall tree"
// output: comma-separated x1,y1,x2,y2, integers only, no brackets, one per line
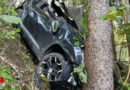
83,0,114,90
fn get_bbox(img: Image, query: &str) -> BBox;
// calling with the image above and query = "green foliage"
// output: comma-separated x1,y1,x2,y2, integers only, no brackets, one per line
0,0,18,16
73,0,90,47
0,1,21,89
73,35,82,46
74,40,81,46
74,64,85,72
0,66,17,90
73,34,84,47
81,15,89,37
99,4,130,44
0,0,21,39
118,77,130,90
74,64,87,83
0,15,21,24
80,0,90,37
0,28,20,39
99,5,130,21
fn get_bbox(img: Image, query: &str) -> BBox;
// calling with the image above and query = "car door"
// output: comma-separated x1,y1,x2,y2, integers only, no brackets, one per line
22,0,54,51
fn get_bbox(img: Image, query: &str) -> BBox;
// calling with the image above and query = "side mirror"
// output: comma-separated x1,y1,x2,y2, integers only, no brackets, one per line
51,21,59,33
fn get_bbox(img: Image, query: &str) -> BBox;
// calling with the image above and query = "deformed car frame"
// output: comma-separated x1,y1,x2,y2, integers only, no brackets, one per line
16,0,84,89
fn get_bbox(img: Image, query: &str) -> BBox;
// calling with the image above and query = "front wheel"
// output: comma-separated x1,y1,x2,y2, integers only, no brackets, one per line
37,53,72,81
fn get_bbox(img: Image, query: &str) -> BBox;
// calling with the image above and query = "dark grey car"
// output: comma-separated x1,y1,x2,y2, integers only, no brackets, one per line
16,0,84,89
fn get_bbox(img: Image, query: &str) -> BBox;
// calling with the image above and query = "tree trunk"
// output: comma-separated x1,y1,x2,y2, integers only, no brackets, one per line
83,0,114,90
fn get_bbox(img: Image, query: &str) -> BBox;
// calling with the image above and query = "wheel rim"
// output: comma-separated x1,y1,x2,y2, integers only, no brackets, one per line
37,55,63,81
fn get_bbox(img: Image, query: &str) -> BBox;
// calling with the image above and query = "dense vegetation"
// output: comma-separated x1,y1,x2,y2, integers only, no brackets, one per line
0,0,37,89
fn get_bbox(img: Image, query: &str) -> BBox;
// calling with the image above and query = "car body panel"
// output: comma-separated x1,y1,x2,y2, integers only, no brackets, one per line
18,0,84,65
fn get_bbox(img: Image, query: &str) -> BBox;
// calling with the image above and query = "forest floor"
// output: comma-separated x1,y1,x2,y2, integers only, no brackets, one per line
0,34,38,90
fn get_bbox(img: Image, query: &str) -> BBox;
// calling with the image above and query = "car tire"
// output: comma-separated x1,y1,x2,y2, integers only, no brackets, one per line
37,53,72,81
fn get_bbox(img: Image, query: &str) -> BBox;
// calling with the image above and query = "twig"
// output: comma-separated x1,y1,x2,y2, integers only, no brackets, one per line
125,65,130,82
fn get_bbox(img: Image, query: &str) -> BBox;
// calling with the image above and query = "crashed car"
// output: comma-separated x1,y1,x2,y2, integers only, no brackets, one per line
16,0,84,89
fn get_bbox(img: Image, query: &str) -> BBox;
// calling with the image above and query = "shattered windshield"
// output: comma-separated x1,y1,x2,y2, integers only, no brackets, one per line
32,0,83,29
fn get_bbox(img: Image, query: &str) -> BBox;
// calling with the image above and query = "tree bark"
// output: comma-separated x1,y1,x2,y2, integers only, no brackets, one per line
83,0,114,90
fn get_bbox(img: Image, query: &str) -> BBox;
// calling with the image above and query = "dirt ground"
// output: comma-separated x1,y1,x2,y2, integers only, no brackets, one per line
0,35,38,90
